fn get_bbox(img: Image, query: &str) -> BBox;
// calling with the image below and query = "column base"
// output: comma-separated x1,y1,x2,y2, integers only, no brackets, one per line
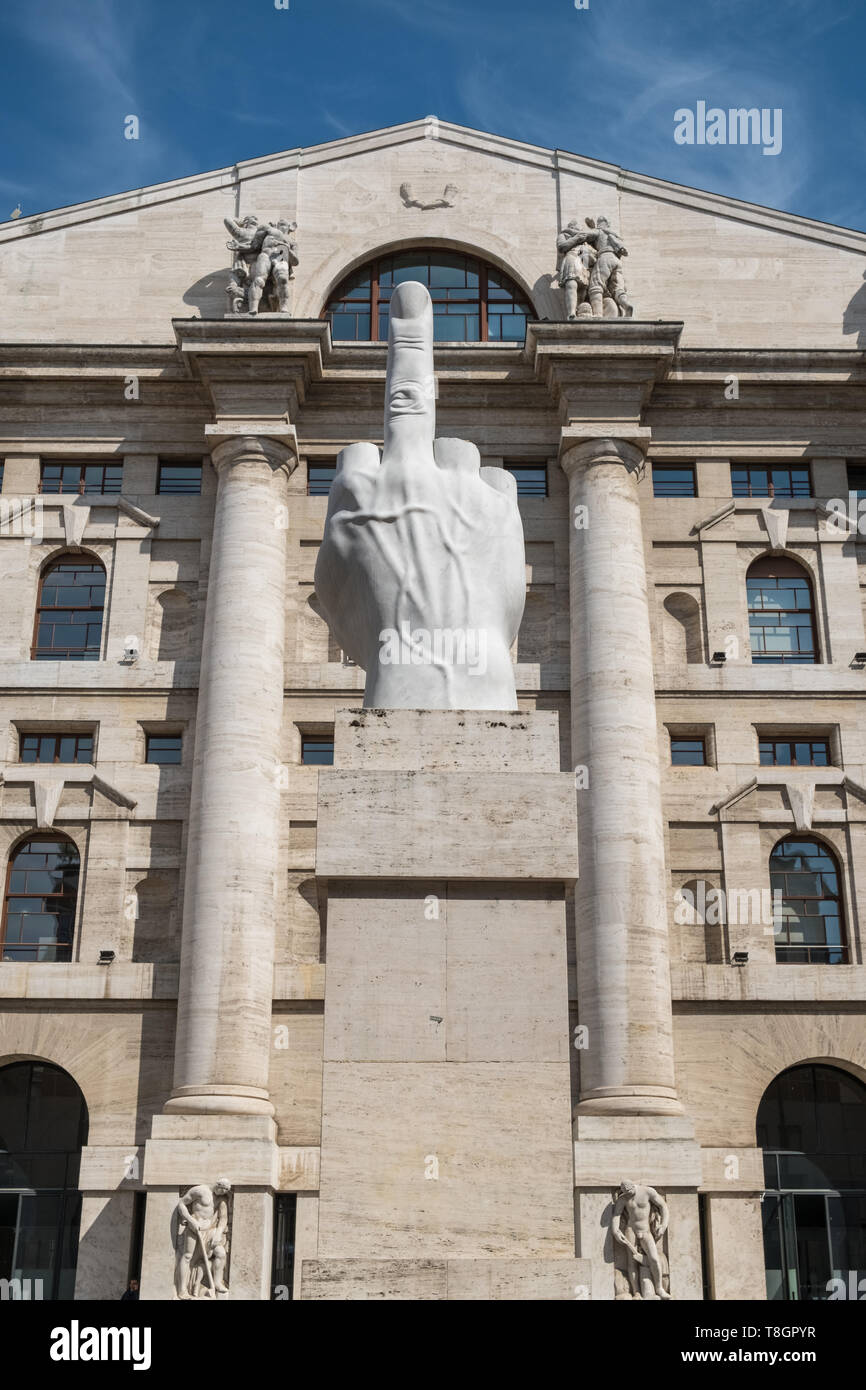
164,1085,275,1118
577,1086,684,1118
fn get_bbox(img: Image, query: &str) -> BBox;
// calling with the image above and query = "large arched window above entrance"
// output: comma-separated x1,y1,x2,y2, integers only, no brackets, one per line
747,556,818,664
758,1064,866,1301
0,1060,89,1300
33,553,106,661
323,249,534,343
770,836,847,965
1,835,81,962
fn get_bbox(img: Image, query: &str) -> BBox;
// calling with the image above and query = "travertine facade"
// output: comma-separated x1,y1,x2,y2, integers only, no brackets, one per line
0,118,864,1301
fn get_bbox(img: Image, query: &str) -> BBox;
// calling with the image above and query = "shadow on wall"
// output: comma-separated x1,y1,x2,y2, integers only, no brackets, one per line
183,268,233,320
531,273,563,322
842,270,866,348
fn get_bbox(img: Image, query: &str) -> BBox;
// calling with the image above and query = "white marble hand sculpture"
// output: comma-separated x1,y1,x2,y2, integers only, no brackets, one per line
314,281,526,709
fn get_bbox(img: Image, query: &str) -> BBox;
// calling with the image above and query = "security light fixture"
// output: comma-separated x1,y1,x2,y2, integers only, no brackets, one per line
711,651,727,664
98,950,116,965
732,951,749,966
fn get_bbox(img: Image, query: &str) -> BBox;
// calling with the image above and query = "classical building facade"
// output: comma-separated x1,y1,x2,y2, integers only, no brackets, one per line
0,117,865,1301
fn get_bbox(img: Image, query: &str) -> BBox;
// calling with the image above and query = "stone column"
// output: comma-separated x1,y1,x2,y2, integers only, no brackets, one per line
563,437,680,1116
166,433,294,1117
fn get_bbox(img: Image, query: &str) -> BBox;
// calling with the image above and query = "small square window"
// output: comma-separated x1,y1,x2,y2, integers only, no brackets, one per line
847,464,866,500
146,735,182,764
653,465,696,498
301,737,334,766
157,462,202,495
503,465,547,498
671,737,706,766
308,464,337,497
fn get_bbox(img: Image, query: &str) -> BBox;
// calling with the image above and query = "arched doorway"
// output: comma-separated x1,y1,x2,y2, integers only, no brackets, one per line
758,1064,866,1300
0,1061,88,1299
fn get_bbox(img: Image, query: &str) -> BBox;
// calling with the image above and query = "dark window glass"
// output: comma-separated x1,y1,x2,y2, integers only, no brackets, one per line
157,463,202,495
324,251,533,343
732,466,811,499
271,1193,297,1300
759,739,830,767
39,462,123,496
145,735,182,765
19,733,93,764
846,464,866,500
747,558,817,665
671,737,706,766
301,737,334,766
0,1062,89,1301
770,838,847,965
308,465,337,497
0,462,5,491
504,465,547,498
1,837,80,963
653,465,696,498
33,556,105,662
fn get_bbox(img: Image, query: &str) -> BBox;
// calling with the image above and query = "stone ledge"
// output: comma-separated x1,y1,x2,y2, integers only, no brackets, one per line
301,1257,592,1301
672,962,866,1003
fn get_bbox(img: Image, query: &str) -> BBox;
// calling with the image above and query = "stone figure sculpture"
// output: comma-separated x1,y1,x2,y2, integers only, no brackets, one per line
555,216,633,319
314,280,526,709
224,215,298,314
172,1179,231,1299
611,1179,671,1300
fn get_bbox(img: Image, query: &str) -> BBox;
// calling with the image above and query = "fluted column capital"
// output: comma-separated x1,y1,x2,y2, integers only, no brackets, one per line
561,436,647,480
208,429,298,478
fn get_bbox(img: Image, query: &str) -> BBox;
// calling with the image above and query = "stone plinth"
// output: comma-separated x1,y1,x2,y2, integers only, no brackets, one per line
309,708,579,1299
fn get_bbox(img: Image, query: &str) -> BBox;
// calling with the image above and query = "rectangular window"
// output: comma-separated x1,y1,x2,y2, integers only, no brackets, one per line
19,732,94,764
308,464,337,497
145,735,182,765
271,1193,297,1300
847,464,866,499
759,738,831,767
671,737,706,766
157,462,202,495
653,465,696,497
503,464,547,498
40,461,123,495
301,736,334,766
0,462,4,491
731,465,811,498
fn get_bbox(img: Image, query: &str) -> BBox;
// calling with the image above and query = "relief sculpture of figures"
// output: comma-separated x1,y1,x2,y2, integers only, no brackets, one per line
172,1180,231,1299
314,280,526,711
554,215,633,319
611,1179,671,1300
224,214,298,314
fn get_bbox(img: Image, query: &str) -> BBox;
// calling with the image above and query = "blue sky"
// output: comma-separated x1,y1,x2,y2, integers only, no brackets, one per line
0,0,863,229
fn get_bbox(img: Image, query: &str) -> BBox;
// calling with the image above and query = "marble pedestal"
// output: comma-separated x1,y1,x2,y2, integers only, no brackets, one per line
302,708,589,1300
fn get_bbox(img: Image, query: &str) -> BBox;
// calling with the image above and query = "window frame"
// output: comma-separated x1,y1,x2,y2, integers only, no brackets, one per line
769,835,848,965
670,735,707,766
0,834,81,964
31,553,106,663
145,734,183,766
18,732,95,765
503,463,548,499
652,464,697,498
38,460,124,496
759,737,832,768
157,460,203,496
300,735,335,766
323,250,533,344
747,556,819,666
731,464,812,499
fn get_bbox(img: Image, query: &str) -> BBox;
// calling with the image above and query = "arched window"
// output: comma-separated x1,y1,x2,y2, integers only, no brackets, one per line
0,1060,88,1299
33,554,106,661
747,556,818,664
1,835,80,962
323,249,533,343
758,1064,866,1301
770,836,847,965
